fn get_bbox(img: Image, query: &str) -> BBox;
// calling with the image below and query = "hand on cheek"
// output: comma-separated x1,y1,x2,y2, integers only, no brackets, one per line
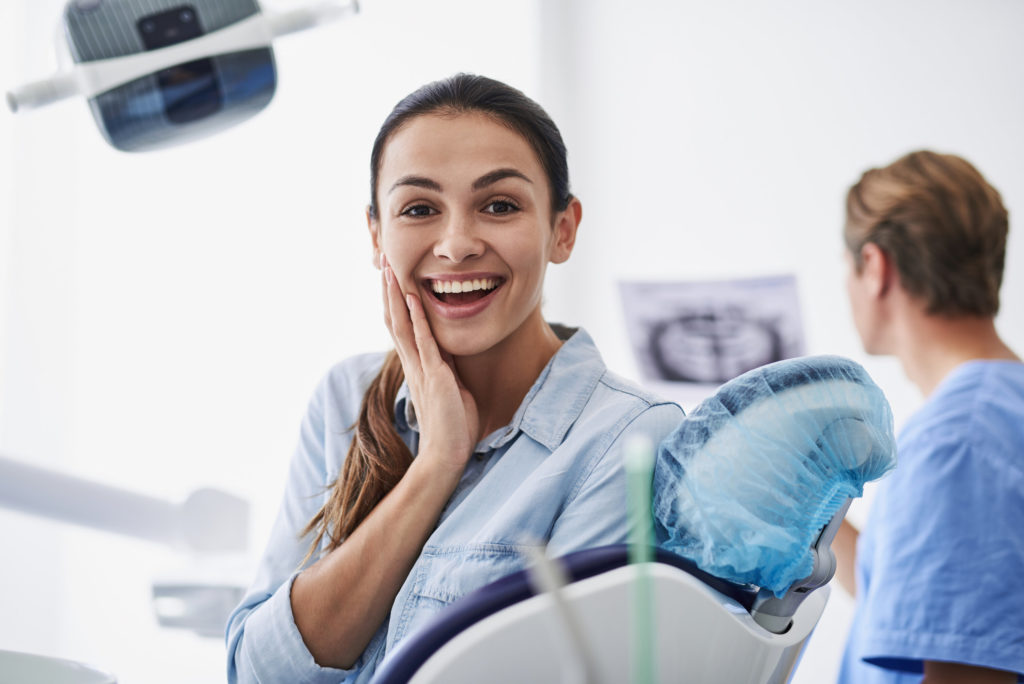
381,256,479,473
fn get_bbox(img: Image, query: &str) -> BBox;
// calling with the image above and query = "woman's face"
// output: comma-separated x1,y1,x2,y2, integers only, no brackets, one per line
369,111,578,357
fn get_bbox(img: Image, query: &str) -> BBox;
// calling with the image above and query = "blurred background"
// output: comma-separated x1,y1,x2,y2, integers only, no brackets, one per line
1,0,1022,681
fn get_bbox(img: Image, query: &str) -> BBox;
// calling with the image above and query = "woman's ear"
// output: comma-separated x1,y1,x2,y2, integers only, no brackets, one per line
549,197,583,265
367,207,382,269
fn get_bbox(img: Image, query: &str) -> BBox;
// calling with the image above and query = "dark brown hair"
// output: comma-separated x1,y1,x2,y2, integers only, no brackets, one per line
300,350,409,558
301,74,572,560
845,150,1009,317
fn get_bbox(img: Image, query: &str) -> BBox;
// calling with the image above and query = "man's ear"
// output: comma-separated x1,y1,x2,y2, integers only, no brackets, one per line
549,197,583,265
859,242,893,299
367,207,382,269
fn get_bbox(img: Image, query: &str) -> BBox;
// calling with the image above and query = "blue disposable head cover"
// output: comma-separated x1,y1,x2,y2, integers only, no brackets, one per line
653,355,896,596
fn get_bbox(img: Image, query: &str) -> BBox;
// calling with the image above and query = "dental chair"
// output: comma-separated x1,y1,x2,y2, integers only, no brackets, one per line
373,355,896,684
0,650,115,684
372,543,828,684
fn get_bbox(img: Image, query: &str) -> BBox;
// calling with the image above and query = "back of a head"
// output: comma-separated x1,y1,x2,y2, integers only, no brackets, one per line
844,150,1009,317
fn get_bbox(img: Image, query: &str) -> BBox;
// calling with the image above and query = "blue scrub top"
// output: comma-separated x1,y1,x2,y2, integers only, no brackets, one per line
839,360,1024,683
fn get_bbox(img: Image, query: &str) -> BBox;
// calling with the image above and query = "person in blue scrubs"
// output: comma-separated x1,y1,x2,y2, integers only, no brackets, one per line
224,74,683,684
835,150,1024,683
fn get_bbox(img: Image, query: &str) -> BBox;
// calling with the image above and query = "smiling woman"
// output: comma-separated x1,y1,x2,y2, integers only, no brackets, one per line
228,73,684,684
223,74,684,684
374,111,572,360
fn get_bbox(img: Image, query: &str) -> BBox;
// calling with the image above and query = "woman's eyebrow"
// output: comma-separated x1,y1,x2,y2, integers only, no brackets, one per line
473,168,532,190
388,175,441,195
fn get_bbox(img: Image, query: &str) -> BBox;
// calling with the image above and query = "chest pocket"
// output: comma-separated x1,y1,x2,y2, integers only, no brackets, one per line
395,543,535,644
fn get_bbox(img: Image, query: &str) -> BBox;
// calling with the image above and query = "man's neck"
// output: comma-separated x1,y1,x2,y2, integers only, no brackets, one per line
894,312,1020,397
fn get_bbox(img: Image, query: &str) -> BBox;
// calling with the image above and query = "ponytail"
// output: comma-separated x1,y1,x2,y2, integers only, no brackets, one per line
301,351,413,562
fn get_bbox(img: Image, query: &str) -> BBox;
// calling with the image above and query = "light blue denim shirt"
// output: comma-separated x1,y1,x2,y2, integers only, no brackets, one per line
225,326,683,684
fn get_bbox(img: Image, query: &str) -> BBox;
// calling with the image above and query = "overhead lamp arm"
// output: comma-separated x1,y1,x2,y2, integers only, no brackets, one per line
0,453,248,553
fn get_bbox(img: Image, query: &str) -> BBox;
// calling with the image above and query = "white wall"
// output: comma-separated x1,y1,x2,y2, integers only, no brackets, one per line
2,1,1023,682
0,1,540,682
537,1,1024,680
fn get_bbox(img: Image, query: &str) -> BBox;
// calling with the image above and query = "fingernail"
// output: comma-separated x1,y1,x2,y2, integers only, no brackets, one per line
406,294,415,309
385,267,393,284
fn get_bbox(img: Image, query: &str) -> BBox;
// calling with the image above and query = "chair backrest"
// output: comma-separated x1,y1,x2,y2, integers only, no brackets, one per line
0,649,116,684
372,544,827,684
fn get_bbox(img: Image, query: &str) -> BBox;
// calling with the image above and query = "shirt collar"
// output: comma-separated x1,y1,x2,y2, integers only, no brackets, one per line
393,325,606,452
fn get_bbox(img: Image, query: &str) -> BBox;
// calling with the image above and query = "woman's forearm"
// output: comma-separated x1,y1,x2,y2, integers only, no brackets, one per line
290,454,462,669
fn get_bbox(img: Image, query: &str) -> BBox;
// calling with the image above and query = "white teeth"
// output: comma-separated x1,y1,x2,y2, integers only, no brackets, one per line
431,278,498,294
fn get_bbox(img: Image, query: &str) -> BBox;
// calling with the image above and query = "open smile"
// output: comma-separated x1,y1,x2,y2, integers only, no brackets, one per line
422,275,506,319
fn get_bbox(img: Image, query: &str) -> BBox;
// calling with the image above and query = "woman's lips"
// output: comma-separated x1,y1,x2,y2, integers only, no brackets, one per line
422,275,505,319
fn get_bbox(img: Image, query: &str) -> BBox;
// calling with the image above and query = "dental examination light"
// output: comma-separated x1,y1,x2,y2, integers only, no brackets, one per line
6,0,359,151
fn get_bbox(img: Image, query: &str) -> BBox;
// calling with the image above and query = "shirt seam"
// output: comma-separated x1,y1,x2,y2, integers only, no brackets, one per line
901,365,1024,479
962,364,1024,478
564,399,660,505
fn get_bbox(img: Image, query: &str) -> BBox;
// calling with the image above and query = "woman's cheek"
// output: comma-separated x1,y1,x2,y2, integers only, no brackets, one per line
389,263,418,295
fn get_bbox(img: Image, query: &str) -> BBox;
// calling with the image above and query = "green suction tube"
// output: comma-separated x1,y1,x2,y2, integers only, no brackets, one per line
625,435,657,684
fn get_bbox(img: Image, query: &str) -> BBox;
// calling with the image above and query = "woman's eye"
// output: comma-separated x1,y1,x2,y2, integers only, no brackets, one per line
484,200,520,215
400,204,437,218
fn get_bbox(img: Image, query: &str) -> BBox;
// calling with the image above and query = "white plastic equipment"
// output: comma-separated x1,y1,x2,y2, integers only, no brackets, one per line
0,649,117,684
398,562,827,684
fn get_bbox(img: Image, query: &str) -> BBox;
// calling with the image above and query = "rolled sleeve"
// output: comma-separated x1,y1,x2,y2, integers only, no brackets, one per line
226,357,380,684
232,573,354,684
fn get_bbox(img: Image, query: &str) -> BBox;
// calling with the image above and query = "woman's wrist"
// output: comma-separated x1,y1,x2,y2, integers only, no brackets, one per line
407,443,468,489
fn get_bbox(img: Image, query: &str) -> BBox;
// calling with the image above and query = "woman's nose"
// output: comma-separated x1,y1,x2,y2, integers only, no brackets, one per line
433,214,484,262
